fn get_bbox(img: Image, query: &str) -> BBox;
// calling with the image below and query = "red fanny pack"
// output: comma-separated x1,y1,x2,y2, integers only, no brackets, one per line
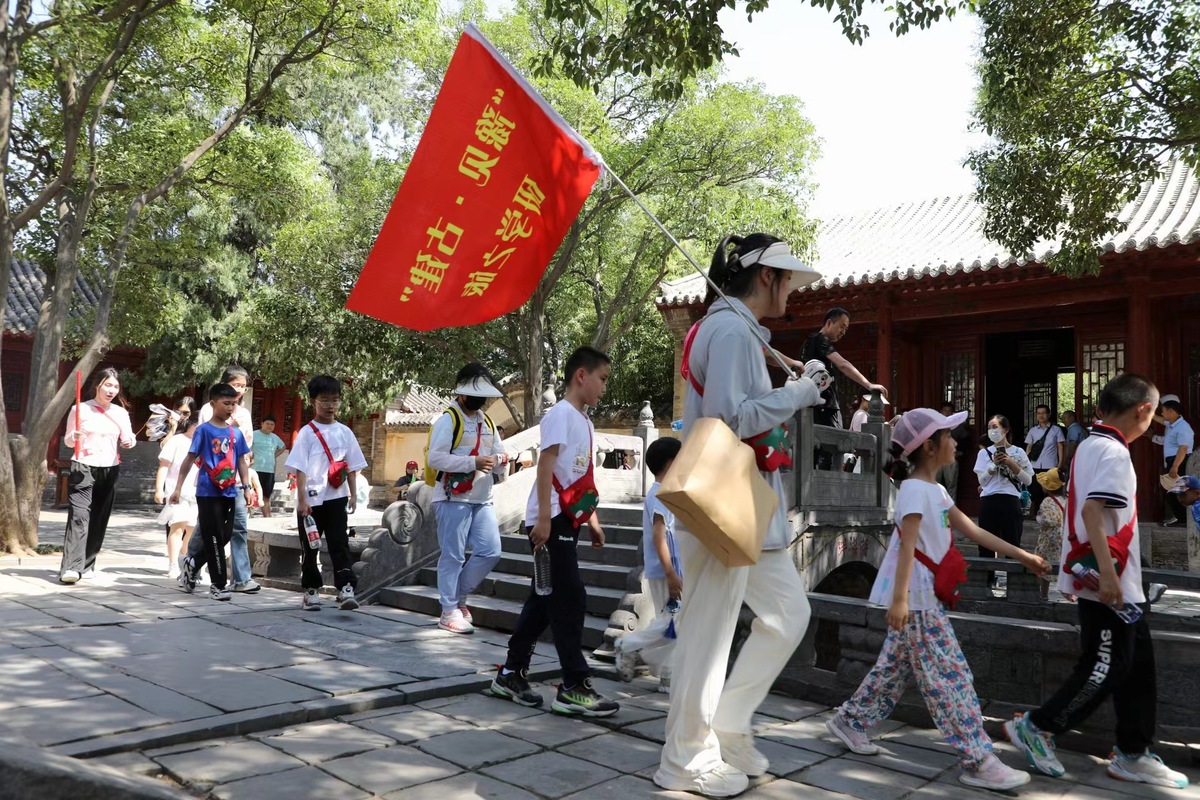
554,432,599,528
445,423,483,496
205,429,238,491
681,318,792,473
1062,457,1135,589
310,422,349,489
908,527,969,609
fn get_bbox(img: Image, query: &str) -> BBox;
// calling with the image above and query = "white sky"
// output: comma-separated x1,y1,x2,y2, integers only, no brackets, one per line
716,3,987,216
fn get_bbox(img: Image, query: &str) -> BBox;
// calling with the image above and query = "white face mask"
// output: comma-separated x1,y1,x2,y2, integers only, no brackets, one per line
987,427,1005,444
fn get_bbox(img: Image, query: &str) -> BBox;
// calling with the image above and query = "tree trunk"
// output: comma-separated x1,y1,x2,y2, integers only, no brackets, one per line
1,437,42,554
523,291,546,425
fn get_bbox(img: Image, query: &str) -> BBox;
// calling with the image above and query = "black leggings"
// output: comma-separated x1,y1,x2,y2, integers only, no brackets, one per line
978,494,1024,557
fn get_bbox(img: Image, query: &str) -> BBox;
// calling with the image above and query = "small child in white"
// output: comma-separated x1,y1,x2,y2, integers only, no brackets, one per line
615,436,682,692
285,375,368,612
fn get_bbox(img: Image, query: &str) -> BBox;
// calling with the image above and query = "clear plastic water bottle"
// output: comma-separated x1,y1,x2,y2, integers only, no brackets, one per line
670,419,683,431
303,515,321,550
1068,564,1143,623
533,545,552,596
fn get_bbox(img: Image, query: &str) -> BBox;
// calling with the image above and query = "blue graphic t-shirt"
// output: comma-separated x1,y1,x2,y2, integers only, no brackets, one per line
189,421,250,498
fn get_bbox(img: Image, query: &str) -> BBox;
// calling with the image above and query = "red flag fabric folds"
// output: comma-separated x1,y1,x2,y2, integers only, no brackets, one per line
346,25,602,331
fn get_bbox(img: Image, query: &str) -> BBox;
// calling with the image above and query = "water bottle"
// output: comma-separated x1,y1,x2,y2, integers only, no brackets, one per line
1068,564,1143,623
670,420,683,431
303,515,321,550
533,545,552,596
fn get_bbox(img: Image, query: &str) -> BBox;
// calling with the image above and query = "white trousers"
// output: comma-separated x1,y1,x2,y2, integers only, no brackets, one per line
659,529,812,777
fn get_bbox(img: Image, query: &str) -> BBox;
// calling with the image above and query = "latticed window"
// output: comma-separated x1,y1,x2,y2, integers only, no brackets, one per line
1081,342,1125,421
940,352,975,425
2,371,23,412
1024,382,1054,431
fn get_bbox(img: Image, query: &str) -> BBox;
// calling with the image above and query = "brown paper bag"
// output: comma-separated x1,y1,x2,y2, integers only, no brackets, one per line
657,417,778,567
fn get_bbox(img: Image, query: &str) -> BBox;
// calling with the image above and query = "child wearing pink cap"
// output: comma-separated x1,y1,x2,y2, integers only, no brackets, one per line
825,407,1050,791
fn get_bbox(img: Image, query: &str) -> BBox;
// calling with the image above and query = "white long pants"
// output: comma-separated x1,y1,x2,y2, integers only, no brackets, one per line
660,529,812,777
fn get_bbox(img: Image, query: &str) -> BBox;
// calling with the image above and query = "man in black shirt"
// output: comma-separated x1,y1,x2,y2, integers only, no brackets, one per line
798,307,888,429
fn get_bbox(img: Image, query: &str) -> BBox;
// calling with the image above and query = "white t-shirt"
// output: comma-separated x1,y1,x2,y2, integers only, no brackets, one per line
425,403,505,505
1025,423,1065,470
526,400,594,524
285,420,368,506
974,445,1033,497
199,402,254,447
642,482,679,580
160,434,198,499
849,409,869,432
1055,425,1144,604
869,479,953,611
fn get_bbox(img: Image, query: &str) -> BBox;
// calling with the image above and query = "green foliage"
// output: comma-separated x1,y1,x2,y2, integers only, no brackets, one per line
969,0,1200,276
537,0,972,100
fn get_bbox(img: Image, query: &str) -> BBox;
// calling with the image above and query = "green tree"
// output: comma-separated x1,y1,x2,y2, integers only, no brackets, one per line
0,0,436,554
969,0,1200,276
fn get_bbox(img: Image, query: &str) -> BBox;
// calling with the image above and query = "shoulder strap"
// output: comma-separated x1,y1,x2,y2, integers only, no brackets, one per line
897,524,940,571
679,308,734,398
447,406,465,448
308,421,335,465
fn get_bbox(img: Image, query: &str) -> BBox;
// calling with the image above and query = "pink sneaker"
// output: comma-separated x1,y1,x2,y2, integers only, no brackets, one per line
960,754,1031,791
439,609,474,635
457,603,473,624
826,714,879,755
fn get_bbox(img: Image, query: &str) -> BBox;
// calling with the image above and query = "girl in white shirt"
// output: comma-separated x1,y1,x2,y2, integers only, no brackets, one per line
59,368,137,583
826,408,1047,791
973,414,1034,557
156,417,199,578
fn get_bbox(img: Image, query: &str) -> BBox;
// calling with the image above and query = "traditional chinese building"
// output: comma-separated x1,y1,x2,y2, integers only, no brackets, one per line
657,158,1200,518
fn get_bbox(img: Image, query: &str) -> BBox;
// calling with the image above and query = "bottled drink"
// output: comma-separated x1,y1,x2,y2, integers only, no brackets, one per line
671,420,683,431
533,545,552,596
1068,564,1143,623
303,515,321,550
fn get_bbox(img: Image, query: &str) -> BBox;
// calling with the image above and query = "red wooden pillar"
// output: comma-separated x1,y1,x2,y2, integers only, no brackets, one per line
1127,276,1151,374
289,392,304,448
877,293,893,393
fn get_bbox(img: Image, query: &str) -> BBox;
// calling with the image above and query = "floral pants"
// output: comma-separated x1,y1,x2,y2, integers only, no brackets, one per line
836,606,993,767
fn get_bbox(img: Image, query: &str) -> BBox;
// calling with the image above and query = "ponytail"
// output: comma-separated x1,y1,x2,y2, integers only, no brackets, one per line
703,232,786,308
884,441,910,483
704,235,743,307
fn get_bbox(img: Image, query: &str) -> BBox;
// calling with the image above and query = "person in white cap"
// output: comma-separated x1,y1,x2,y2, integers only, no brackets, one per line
825,407,1047,791
655,233,828,798
425,363,507,634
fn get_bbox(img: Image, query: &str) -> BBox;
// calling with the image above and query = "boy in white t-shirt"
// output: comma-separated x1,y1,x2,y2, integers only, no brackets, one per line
285,375,368,612
489,347,618,718
1006,374,1189,790
827,408,1046,791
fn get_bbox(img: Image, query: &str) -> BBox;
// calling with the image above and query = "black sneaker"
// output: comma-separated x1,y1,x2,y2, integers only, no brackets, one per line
177,556,197,594
487,667,543,707
551,678,619,718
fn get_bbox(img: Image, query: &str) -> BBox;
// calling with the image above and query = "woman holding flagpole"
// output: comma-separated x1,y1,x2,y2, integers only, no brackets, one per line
655,234,827,798
59,367,136,584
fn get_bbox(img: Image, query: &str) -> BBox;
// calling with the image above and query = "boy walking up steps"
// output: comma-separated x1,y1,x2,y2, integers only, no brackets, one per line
488,346,619,717
286,375,368,612
1005,373,1190,790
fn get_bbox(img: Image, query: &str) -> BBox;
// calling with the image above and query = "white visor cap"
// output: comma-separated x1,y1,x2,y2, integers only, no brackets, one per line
739,241,821,292
454,376,504,399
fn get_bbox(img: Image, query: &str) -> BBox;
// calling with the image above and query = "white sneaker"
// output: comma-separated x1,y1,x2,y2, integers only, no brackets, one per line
715,730,769,778
457,603,473,623
232,580,261,593
209,586,232,601
439,609,474,634
959,754,1031,790
826,714,880,755
301,589,321,611
167,564,180,580
1107,748,1190,788
60,570,81,584
337,585,359,611
653,763,749,798
1004,711,1065,777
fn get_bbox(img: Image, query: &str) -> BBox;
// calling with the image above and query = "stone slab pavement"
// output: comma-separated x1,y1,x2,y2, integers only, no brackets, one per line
2,508,1199,799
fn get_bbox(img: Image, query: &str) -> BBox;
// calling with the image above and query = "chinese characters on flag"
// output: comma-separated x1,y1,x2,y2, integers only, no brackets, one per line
346,25,602,331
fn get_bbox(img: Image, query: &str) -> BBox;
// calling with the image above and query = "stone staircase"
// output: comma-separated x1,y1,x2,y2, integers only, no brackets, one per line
377,503,643,650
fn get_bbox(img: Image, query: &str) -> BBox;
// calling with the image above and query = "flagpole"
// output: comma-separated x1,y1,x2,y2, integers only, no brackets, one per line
601,167,799,381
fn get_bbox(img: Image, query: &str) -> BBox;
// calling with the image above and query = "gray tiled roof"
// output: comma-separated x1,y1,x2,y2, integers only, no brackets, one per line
384,386,454,427
659,157,1200,305
4,258,100,334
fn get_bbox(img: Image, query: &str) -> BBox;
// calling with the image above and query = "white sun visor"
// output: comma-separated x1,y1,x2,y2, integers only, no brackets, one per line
739,241,821,292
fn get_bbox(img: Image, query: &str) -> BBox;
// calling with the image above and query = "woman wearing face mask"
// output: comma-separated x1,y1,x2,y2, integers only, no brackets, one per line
973,415,1033,560
60,367,137,584
424,363,508,634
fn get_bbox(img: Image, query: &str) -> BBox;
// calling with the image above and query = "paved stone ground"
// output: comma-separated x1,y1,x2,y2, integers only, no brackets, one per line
2,508,1199,799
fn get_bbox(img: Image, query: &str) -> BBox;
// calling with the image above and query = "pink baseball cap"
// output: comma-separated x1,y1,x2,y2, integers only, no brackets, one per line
892,408,969,457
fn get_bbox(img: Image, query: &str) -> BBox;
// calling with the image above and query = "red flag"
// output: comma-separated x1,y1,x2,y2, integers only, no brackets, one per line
346,25,602,331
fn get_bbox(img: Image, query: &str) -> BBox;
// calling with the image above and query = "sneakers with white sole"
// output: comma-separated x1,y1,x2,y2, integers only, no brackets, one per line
232,580,261,593
457,603,472,623
60,570,81,585
826,714,880,755
653,763,749,798
210,585,232,601
1004,711,1065,777
715,730,769,777
177,556,197,593
959,754,1031,791
439,609,474,634
301,589,321,611
1107,748,1189,788
337,585,359,611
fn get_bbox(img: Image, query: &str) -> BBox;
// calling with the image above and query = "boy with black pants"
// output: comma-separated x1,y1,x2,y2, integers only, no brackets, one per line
489,347,619,717
1005,373,1189,790
285,375,368,612
172,383,252,601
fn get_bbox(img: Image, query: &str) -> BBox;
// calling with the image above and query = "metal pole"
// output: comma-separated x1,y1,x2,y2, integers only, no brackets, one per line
602,166,798,380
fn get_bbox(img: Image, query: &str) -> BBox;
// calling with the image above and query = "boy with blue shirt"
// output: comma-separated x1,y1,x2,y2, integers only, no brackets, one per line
615,436,683,691
171,383,252,601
